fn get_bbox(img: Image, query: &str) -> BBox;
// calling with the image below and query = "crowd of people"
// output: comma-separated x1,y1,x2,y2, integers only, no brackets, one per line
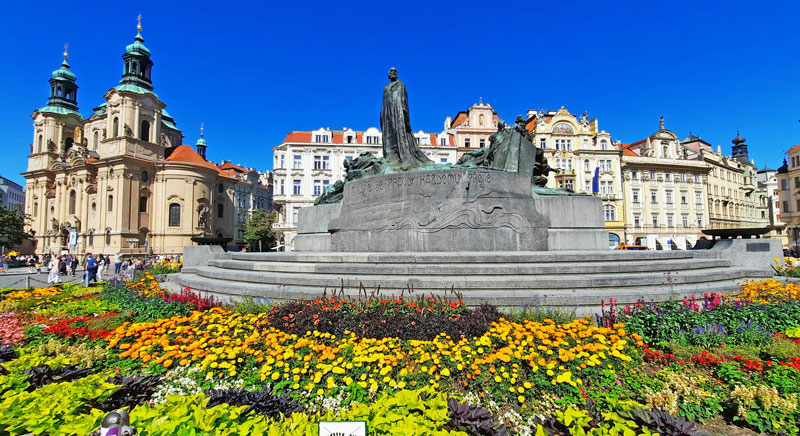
0,252,180,285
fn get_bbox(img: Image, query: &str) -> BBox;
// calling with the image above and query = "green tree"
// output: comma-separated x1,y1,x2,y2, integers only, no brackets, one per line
0,205,31,251
243,210,278,252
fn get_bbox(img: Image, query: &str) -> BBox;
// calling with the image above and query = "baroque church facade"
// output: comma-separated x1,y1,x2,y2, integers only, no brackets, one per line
22,22,236,255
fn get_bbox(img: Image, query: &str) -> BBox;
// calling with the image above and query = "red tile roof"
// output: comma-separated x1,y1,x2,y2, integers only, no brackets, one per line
450,112,468,128
788,145,800,154
219,162,250,173
618,142,640,157
166,145,236,179
282,132,312,143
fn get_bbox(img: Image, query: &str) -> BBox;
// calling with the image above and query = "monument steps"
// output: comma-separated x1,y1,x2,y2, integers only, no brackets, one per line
206,258,731,275
175,270,763,315
189,264,763,289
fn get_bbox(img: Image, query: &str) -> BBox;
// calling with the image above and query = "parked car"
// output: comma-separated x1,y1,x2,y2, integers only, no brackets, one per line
615,244,648,251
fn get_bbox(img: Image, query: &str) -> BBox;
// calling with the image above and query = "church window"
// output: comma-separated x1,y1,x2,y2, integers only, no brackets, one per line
38,135,43,153
108,195,113,212
68,190,76,215
105,230,111,245
57,87,62,97
169,203,181,227
140,120,150,142
217,203,224,218
33,202,38,217
139,196,147,213
93,131,99,150
88,230,94,246
218,183,224,194
113,118,119,137
91,202,96,213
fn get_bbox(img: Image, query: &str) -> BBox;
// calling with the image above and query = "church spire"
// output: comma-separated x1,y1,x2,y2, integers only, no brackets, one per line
120,14,154,90
196,122,207,159
45,43,79,112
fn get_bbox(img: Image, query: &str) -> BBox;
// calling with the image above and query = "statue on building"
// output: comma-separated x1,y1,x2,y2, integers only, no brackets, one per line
198,207,209,229
47,139,57,153
124,124,133,137
51,218,59,232
380,68,432,169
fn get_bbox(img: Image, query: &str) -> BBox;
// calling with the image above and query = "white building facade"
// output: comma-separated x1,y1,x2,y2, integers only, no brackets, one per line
0,175,25,211
272,127,457,251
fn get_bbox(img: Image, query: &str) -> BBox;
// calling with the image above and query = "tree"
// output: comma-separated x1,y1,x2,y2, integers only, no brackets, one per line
243,210,278,252
0,205,31,251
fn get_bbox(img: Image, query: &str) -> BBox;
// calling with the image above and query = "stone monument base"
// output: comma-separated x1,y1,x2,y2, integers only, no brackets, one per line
296,168,607,252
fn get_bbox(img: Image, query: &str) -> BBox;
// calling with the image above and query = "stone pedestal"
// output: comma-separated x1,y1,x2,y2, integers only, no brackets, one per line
295,168,607,252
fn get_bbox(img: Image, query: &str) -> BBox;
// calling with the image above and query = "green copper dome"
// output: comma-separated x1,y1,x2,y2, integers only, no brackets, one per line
51,59,77,81
196,137,207,146
125,30,151,56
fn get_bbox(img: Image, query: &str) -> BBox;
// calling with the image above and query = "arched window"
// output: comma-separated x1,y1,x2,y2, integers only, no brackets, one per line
33,202,38,217
38,135,43,153
635,237,644,246
88,230,94,246
169,203,181,227
600,140,608,151
655,241,663,250
686,241,693,250
68,190,76,215
608,233,620,248
93,131,99,150
132,61,138,73
108,195,113,212
603,205,616,221
140,120,150,142
113,118,119,137
217,203,224,218
139,196,148,213
670,240,679,250
105,230,111,246
91,202,96,214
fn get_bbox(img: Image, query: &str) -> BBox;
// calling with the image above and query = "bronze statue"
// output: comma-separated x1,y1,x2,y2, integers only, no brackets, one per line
380,68,432,169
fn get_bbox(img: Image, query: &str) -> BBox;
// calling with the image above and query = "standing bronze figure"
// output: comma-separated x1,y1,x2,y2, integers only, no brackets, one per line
380,68,432,169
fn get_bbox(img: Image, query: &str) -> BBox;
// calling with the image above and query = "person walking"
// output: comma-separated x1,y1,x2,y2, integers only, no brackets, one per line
114,252,123,275
27,256,35,273
86,254,98,284
48,255,60,284
65,254,73,275
1,255,8,274
103,255,111,277
96,255,105,281
70,255,79,276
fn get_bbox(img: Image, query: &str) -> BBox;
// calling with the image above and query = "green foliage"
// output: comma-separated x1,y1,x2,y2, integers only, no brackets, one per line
228,296,277,314
0,373,114,435
28,340,109,368
243,209,279,252
535,403,657,436
506,303,576,325
0,205,31,248
101,279,190,321
37,296,120,317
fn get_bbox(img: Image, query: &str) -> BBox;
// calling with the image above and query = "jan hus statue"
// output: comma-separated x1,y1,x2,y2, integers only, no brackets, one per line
380,68,432,169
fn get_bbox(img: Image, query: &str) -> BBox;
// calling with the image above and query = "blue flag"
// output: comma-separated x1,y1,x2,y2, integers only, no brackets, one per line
591,167,600,193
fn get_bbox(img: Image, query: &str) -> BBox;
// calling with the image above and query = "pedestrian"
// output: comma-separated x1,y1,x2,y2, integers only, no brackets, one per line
97,255,105,281
103,255,111,277
48,255,60,284
27,256,35,273
86,254,98,284
35,262,41,274
71,255,79,276
65,254,73,275
114,251,122,275
1,255,8,274
59,256,68,277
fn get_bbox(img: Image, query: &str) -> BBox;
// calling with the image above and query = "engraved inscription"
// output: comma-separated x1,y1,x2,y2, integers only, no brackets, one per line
353,171,494,197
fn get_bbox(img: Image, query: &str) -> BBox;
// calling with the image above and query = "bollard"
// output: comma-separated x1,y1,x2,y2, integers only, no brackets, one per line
25,276,30,289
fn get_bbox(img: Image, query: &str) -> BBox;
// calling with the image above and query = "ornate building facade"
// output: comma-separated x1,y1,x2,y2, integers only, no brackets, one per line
272,127,457,251
217,160,273,248
445,101,500,159
22,23,237,256
526,107,623,246
618,118,710,250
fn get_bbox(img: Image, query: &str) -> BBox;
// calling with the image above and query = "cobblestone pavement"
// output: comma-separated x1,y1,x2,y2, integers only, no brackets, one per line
0,267,89,288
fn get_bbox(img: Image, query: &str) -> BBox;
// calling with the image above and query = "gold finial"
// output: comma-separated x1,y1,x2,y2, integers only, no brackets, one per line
63,43,69,60
137,13,142,31
200,122,204,138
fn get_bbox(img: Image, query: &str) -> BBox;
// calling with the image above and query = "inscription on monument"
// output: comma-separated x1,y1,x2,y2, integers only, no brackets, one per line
353,171,494,197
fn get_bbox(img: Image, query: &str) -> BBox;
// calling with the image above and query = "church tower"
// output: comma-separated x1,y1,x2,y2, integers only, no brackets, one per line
28,46,84,170
120,15,153,91
196,123,208,159
731,131,749,164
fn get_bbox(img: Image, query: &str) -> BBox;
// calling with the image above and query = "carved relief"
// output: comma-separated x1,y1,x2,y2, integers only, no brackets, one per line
386,204,530,234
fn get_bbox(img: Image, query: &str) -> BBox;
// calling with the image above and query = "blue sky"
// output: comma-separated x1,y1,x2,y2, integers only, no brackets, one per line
1,0,799,185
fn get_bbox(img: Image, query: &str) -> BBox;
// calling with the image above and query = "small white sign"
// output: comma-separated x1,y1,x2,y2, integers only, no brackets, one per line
69,231,78,246
319,421,366,436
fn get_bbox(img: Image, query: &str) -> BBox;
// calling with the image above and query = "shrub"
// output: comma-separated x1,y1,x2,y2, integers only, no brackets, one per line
205,386,301,420
23,364,94,390
445,397,507,436
89,374,163,411
29,340,109,368
0,312,25,345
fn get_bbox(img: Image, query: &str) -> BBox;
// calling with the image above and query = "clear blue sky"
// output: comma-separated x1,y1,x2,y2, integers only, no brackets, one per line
2,0,799,185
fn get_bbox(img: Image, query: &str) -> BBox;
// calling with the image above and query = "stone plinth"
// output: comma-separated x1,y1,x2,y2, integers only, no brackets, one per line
296,168,608,252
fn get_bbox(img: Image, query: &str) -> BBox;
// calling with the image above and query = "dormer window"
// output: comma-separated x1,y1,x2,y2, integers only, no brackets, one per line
440,137,447,145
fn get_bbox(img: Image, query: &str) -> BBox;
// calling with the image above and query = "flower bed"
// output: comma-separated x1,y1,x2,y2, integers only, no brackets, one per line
0,278,798,435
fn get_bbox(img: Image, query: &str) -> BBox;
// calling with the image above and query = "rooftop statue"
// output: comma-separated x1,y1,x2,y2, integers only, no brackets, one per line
380,68,433,169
